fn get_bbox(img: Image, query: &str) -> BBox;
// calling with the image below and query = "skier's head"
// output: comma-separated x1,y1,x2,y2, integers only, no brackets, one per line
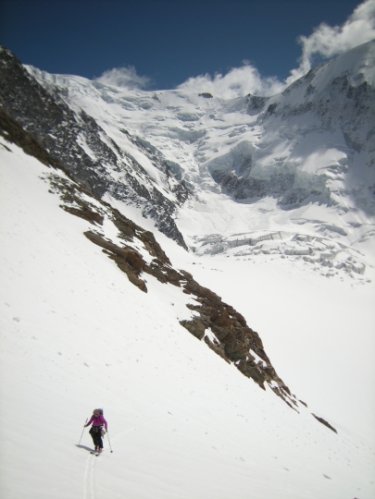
93,408,103,416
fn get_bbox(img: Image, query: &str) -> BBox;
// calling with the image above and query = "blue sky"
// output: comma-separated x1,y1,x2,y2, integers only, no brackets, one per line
0,0,373,91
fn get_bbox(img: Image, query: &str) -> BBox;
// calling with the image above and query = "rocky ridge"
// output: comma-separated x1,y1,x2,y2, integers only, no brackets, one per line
0,47,189,247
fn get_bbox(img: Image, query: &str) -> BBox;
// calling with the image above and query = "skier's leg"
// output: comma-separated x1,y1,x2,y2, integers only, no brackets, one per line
98,432,104,450
89,428,95,448
90,428,99,450
94,432,100,450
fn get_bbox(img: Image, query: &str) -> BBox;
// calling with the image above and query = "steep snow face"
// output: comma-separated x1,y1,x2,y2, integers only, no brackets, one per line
203,41,375,212
25,41,375,281
283,40,375,102
260,41,375,204
1,134,375,499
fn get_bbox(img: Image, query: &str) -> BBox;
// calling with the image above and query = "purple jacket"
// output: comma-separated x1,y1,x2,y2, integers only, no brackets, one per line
87,415,108,430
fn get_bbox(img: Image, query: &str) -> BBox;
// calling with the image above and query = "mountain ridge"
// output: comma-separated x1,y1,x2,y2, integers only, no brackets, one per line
15,41,374,281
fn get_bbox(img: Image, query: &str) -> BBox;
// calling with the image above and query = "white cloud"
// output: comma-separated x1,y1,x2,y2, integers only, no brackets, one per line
177,63,284,99
94,1,374,97
177,1,375,98
95,66,151,89
287,0,375,83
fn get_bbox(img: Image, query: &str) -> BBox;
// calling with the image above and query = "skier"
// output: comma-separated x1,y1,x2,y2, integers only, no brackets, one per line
84,408,108,454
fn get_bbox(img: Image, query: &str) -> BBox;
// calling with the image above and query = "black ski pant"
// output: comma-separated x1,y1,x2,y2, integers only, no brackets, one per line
89,426,104,449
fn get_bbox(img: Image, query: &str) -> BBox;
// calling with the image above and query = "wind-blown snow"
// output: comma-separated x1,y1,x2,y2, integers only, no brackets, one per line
1,135,375,498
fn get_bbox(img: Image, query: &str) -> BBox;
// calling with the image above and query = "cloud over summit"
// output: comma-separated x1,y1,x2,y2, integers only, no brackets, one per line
177,0,375,97
95,1,375,97
177,64,284,99
96,66,151,90
288,0,375,83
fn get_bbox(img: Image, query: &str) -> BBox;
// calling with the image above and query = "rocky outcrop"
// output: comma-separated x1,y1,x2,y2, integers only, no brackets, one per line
312,413,338,433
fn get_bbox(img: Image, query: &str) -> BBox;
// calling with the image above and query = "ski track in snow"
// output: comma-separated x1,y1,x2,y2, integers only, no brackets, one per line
83,454,97,499
80,427,136,499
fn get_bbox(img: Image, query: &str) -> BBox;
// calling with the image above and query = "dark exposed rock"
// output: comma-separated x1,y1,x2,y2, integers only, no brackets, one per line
84,230,148,292
63,205,104,225
312,413,338,433
0,107,61,170
180,319,206,340
236,360,266,386
246,94,268,114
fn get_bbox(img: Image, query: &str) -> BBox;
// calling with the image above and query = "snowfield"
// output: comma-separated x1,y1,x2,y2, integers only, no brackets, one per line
1,136,375,499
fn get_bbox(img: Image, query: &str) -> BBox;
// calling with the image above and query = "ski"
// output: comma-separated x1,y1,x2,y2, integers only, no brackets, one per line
90,450,103,456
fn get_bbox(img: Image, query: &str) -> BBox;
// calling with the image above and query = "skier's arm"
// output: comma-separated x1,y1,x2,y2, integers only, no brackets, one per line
84,416,93,427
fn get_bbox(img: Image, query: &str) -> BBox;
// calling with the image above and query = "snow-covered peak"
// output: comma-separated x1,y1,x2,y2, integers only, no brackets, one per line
275,39,375,108
310,39,375,90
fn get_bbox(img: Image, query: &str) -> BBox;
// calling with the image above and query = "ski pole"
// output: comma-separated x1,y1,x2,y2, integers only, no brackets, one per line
106,431,113,453
78,418,88,445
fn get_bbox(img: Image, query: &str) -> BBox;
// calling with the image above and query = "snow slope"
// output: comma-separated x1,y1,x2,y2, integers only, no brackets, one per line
1,137,375,498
